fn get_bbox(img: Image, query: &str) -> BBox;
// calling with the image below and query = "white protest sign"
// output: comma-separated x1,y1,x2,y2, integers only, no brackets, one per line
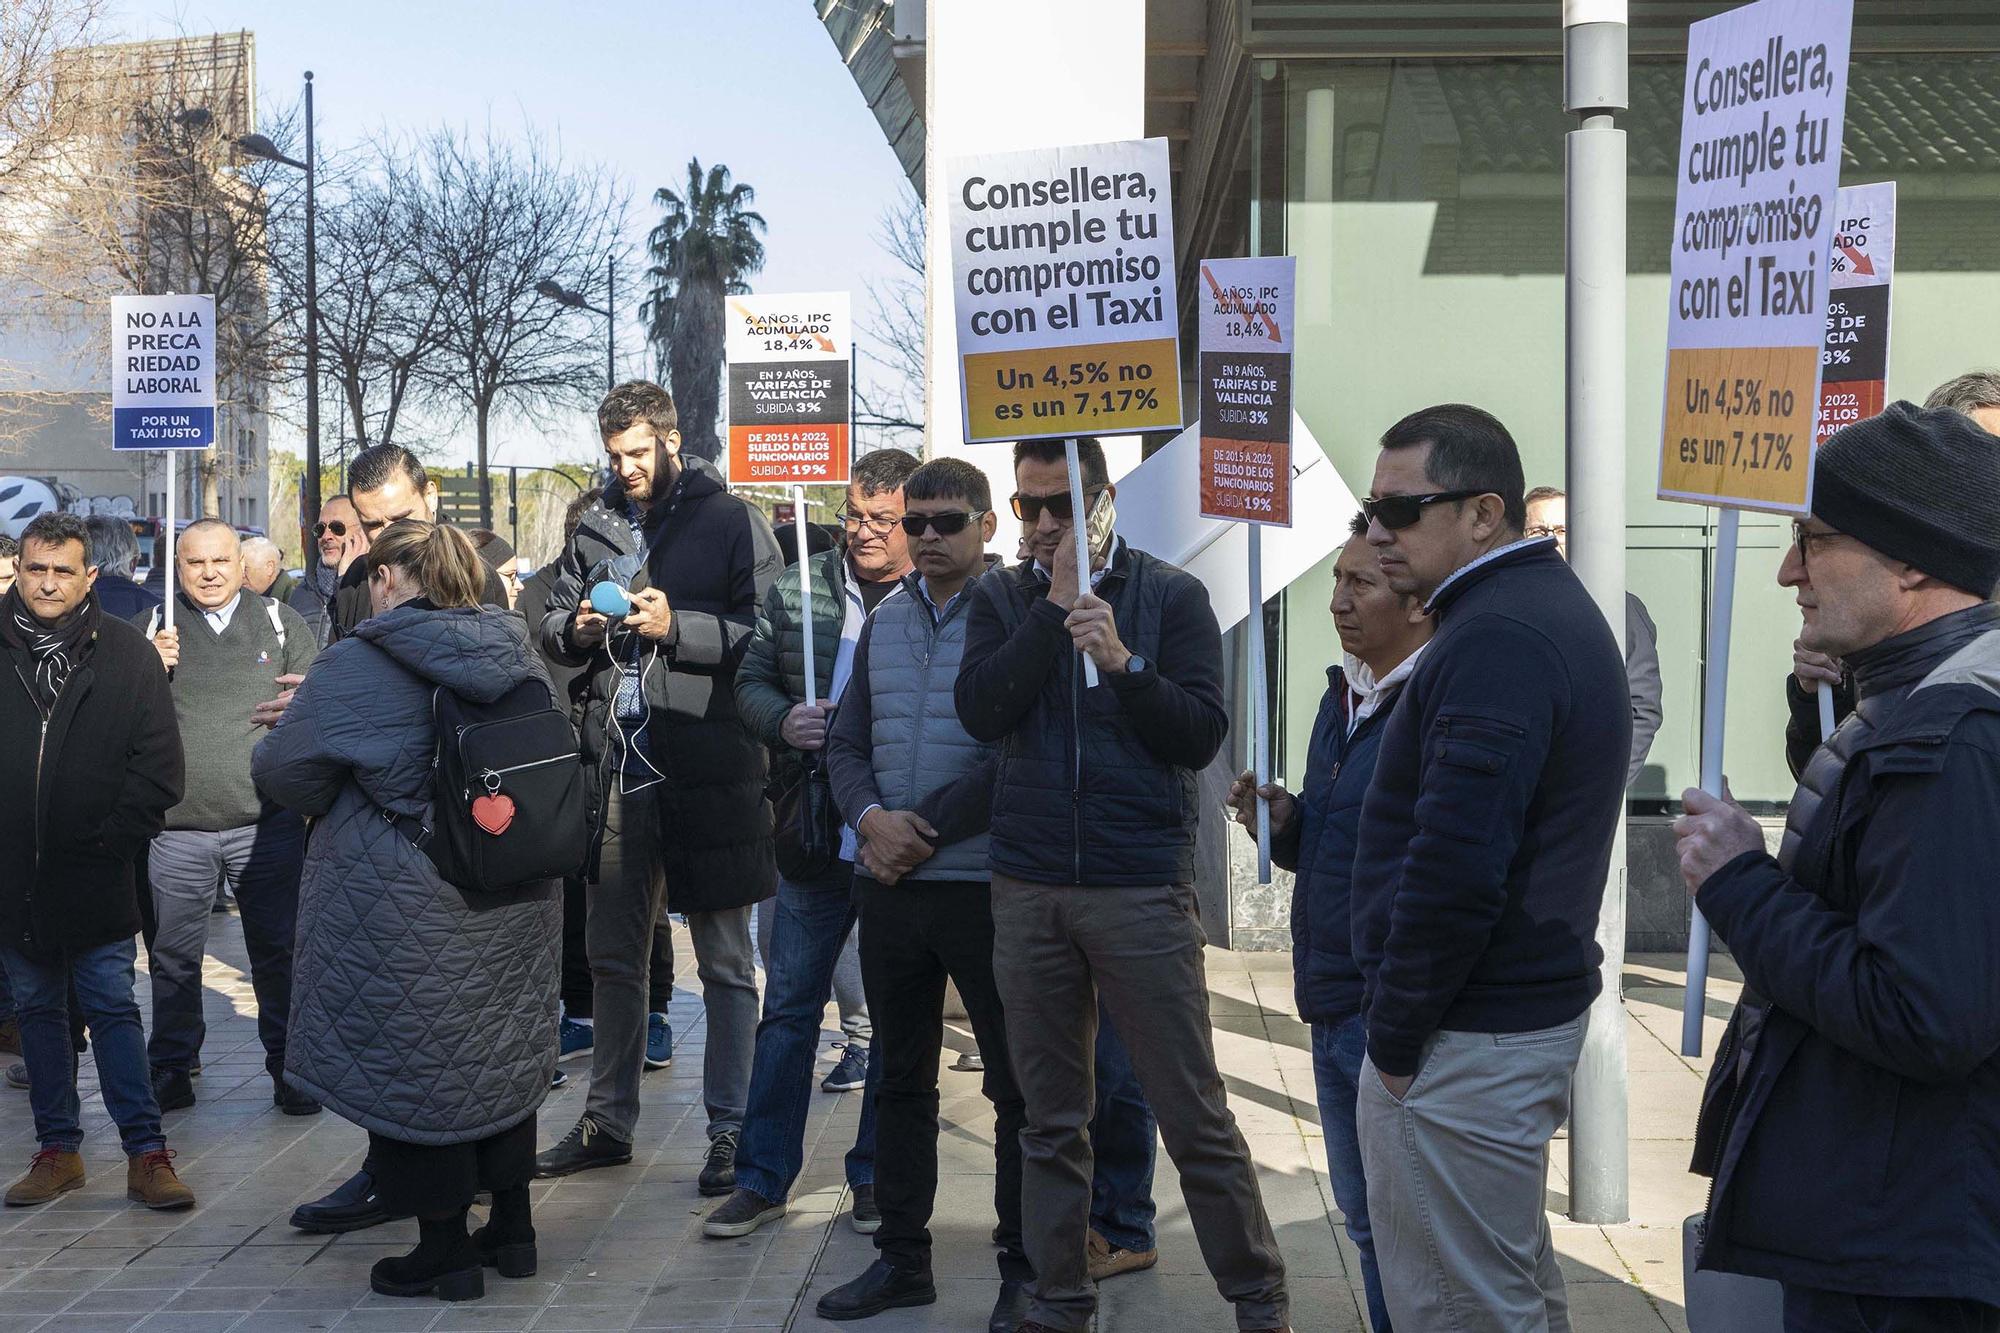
112,294,216,451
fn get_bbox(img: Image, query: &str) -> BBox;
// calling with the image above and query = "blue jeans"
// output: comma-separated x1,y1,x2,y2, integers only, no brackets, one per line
0,938,163,1156
734,871,879,1200
1089,1002,1158,1252
1314,1014,1391,1331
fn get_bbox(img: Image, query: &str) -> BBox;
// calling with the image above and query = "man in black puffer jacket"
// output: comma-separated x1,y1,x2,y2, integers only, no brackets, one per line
534,382,782,1193
955,437,1289,1333
1676,402,2000,1331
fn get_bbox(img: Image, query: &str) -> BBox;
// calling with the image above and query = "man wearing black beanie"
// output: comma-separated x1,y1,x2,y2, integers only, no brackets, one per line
1676,401,2000,1330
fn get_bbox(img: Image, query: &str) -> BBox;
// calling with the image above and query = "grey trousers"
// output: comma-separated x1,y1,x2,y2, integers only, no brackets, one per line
756,891,870,1047
990,874,1288,1332
1358,1016,1589,1333
585,786,758,1142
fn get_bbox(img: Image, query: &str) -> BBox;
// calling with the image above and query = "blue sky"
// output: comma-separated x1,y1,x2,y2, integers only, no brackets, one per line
109,0,920,466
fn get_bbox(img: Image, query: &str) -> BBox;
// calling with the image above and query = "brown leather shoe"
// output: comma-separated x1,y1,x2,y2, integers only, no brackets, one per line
126,1149,195,1210
1086,1227,1159,1282
5,1148,84,1206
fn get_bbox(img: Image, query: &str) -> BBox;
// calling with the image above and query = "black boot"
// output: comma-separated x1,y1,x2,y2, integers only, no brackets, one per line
471,1186,537,1278
370,1210,484,1301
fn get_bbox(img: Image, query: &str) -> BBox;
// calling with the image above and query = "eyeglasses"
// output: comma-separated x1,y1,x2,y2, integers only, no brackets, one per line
1360,490,1488,531
899,510,986,537
838,510,900,537
1525,523,1567,541
312,520,348,538
1010,487,1107,524
1791,521,1855,561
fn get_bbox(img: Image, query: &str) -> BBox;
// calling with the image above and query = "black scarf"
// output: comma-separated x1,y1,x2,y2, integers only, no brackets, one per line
0,586,100,713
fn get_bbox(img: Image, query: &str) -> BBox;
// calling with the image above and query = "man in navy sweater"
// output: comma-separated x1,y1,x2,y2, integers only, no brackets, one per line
1350,404,1628,1331
1229,511,1432,1333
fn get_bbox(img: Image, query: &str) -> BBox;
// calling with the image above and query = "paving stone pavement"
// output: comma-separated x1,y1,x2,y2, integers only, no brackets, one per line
0,910,1737,1331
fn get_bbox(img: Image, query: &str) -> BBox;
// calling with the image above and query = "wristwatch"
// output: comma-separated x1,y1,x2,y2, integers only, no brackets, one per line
1124,654,1148,674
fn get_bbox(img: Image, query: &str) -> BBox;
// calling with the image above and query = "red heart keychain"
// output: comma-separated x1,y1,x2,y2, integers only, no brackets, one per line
471,792,516,836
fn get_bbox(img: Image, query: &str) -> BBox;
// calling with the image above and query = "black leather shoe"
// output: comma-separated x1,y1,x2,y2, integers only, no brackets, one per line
290,1169,408,1234
815,1258,937,1321
988,1279,1030,1333
696,1128,739,1197
150,1067,194,1113
272,1078,321,1116
533,1116,632,1179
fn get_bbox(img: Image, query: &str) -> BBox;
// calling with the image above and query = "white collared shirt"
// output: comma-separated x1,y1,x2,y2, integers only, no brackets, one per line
1423,535,1557,614
1345,643,1428,737
203,592,242,635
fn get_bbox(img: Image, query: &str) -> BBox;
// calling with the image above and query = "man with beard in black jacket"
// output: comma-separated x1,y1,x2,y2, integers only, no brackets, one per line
0,513,193,1211
534,381,782,1192
1675,403,2000,1331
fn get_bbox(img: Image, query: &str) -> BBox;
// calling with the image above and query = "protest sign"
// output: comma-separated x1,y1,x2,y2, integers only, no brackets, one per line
1663,0,1854,1057
1816,181,1895,446
1198,257,1295,527
725,292,852,486
947,137,1183,444
112,294,216,452
1657,0,1853,515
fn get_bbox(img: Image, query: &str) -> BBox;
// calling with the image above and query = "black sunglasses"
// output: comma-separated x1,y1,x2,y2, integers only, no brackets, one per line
312,520,348,538
899,510,986,537
1010,487,1106,524
1361,489,1488,531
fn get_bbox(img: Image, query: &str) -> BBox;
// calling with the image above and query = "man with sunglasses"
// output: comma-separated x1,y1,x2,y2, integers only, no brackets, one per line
288,497,364,650
813,457,1036,1331
1350,404,1627,1331
704,447,920,1241
1675,403,2000,1330
956,437,1290,1333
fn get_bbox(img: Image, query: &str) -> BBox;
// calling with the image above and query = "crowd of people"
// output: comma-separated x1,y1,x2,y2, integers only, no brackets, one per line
1,369,1998,1332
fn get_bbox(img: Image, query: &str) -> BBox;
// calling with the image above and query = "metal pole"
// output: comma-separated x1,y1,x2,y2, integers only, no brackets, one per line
302,71,321,532
794,483,818,708
607,254,616,390
1817,681,1837,740
508,466,519,553
1065,438,1099,689
163,451,177,632
1564,0,1630,1225
1683,507,1741,1056
1248,527,1271,883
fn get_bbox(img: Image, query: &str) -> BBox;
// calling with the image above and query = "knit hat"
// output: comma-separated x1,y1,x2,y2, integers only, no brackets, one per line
472,532,515,569
1813,400,2000,596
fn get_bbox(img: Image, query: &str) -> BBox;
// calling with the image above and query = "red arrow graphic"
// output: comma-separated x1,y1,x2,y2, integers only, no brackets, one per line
1201,265,1284,343
1838,242,1875,277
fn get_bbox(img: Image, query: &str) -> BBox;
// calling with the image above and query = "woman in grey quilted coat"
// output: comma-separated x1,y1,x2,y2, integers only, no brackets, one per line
253,521,559,1304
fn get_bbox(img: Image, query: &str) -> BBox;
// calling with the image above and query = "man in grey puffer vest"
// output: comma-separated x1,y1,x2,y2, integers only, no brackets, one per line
816,458,1029,1333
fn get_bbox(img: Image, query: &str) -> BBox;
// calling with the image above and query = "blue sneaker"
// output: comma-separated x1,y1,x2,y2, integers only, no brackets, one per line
559,1018,594,1063
644,1013,673,1070
822,1043,868,1093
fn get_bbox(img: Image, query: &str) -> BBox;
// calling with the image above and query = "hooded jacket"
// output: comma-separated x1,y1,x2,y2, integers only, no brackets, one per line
1692,605,2000,1306
251,603,560,1144
537,457,783,912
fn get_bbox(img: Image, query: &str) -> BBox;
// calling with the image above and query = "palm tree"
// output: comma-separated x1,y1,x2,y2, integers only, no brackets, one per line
641,159,766,462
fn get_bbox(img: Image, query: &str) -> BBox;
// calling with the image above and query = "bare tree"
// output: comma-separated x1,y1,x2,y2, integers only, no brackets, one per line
855,187,923,450
0,0,108,207
410,126,623,526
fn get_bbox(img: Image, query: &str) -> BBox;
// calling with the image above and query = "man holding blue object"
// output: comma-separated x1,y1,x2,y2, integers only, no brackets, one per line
534,382,782,1192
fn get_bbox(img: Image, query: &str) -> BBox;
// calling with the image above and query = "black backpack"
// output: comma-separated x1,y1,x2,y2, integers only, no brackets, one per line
413,678,590,892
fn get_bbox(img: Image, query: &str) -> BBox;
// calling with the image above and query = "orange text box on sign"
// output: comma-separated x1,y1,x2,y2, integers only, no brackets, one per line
1659,345,1820,514
728,423,851,486
1199,437,1292,526
961,337,1181,445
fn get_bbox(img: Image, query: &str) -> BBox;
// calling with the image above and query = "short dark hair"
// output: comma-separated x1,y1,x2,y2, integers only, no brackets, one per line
1348,510,1368,539
1012,436,1109,489
1524,485,1565,506
905,457,992,513
564,487,602,544
852,448,921,497
20,512,91,565
598,380,678,442
0,534,18,559
1379,405,1526,532
1925,371,2000,420
349,443,429,499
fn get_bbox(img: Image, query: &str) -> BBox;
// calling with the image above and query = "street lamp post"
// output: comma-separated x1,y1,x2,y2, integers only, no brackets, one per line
537,253,617,391
235,71,320,537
